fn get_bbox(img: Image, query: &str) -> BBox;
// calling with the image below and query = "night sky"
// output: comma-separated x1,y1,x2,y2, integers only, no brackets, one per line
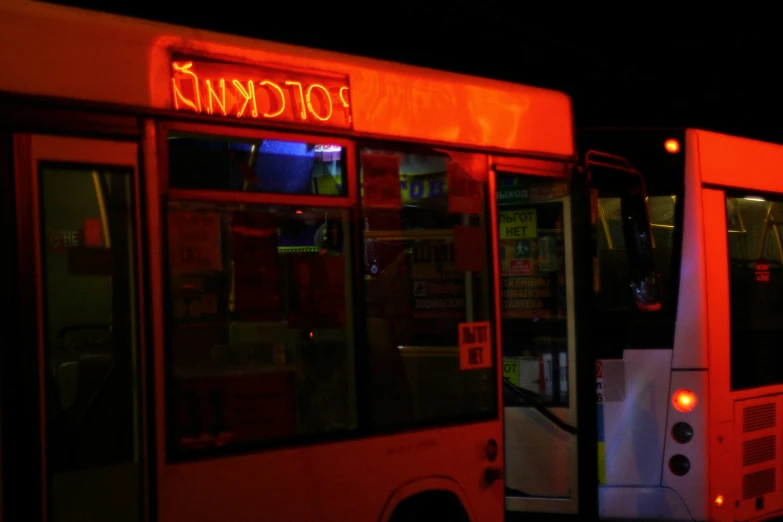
45,2,778,142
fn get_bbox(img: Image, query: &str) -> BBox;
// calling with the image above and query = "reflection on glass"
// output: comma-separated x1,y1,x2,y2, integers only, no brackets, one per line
40,167,140,522
498,176,569,407
168,134,345,196
166,202,355,454
726,196,783,390
359,147,496,428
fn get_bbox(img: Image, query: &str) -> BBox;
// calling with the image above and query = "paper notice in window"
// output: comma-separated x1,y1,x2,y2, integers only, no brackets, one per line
458,321,492,370
447,161,483,215
362,154,401,209
168,212,223,273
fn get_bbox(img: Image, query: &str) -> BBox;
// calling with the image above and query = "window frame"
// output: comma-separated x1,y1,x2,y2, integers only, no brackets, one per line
160,122,361,462
158,120,358,208
724,189,783,391
158,122,503,462
355,140,500,431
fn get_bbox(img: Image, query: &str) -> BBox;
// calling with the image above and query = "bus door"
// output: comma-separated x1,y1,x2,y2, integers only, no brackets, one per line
493,159,587,518
11,135,145,522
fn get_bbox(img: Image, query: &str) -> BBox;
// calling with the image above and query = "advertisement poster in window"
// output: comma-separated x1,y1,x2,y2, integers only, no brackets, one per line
458,321,492,370
362,154,402,209
400,173,447,206
497,199,566,319
170,273,223,325
168,211,223,273
496,180,569,207
501,276,556,318
409,240,465,320
289,254,346,329
447,161,482,215
232,212,281,321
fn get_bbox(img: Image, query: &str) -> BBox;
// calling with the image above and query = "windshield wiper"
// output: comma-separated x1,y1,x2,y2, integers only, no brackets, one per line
503,378,578,435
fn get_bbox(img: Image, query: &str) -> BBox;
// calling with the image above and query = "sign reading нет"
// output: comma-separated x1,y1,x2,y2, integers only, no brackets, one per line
499,209,537,239
459,321,492,371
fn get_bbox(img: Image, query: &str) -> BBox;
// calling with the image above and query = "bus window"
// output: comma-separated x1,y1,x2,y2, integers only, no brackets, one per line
592,193,678,353
359,147,496,429
726,195,783,390
165,134,355,458
168,135,345,196
39,166,140,521
596,195,675,307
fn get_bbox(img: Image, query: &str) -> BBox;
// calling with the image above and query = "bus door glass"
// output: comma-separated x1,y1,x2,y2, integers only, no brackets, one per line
496,170,580,515
14,135,144,522
359,146,503,515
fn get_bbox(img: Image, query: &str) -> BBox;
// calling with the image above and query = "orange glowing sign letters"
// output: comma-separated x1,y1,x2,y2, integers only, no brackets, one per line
171,58,352,128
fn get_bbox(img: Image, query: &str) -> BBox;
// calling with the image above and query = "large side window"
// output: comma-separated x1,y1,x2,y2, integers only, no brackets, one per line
593,192,679,349
726,195,783,390
165,132,355,458
360,146,496,428
168,135,345,196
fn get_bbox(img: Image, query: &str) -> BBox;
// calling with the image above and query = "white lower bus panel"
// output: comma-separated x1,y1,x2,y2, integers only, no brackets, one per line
599,350,708,521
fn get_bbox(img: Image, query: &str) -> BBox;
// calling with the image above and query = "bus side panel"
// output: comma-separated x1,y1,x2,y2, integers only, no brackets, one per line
702,181,735,522
598,487,691,520
599,350,697,519
601,349,672,486
672,129,708,370
157,422,497,522
661,370,709,520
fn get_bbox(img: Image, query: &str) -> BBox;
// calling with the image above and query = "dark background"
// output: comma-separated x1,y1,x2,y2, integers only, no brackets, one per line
43,2,777,142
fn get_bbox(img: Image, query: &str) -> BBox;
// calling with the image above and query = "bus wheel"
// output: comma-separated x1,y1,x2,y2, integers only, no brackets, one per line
388,490,470,522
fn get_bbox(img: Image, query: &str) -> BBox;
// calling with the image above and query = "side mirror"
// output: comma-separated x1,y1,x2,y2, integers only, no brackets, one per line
585,151,662,312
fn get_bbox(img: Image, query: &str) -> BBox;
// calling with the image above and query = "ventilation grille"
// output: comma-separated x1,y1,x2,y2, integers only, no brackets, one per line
743,468,777,500
743,403,776,433
743,435,777,467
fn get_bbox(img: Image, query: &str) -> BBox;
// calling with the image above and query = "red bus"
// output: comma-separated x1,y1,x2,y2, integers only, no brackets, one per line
0,1,605,521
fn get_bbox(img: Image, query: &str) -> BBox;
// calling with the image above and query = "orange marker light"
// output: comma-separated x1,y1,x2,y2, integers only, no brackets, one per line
715,495,724,507
664,138,680,154
672,389,697,412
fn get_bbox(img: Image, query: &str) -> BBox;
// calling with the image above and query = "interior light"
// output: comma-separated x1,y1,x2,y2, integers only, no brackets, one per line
715,495,724,507
664,138,680,154
295,209,303,214
672,389,697,413
744,196,766,202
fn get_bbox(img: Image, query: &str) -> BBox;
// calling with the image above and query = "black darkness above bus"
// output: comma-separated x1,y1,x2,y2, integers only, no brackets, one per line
577,129,686,359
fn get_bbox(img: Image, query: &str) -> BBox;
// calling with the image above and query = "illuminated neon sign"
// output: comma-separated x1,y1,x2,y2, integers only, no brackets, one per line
170,58,352,128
